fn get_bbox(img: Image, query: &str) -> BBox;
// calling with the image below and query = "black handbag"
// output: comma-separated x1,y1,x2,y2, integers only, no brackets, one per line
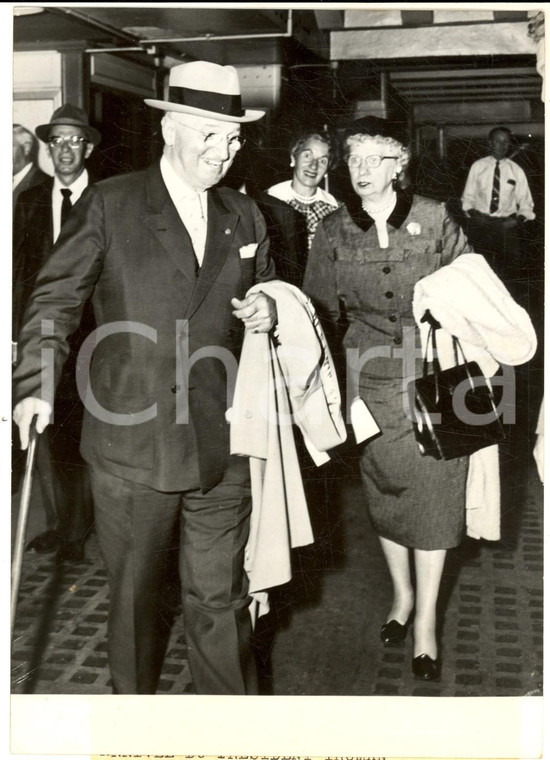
409,311,506,460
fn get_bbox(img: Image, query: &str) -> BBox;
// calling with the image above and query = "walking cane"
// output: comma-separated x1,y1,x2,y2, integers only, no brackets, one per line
11,415,39,637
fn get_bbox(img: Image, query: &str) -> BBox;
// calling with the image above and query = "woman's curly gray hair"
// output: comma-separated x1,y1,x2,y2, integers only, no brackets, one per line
342,116,411,171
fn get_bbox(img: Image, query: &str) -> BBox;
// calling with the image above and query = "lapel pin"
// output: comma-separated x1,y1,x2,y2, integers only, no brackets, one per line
224,228,231,235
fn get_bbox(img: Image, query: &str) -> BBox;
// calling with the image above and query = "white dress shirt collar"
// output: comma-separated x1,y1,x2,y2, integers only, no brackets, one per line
53,168,89,204
160,155,207,205
160,155,208,266
52,168,89,242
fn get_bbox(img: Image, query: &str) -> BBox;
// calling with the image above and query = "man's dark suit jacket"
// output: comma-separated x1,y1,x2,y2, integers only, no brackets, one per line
13,163,49,207
13,177,56,340
13,174,98,400
13,164,275,493
250,189,309,288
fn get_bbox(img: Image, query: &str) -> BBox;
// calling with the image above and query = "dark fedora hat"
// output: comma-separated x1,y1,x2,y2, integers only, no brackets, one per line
145,60,264,123
36,104,102,145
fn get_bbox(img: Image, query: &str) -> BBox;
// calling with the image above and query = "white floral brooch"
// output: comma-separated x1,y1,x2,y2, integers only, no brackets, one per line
406,222,422,236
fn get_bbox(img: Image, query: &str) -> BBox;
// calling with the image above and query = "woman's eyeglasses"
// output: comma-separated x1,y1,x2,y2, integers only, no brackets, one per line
347,154,398,169
48,135,89,149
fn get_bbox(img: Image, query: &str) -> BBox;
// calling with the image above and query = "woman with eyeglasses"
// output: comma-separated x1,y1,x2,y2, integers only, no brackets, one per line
303,116,474,682
267,130,340,251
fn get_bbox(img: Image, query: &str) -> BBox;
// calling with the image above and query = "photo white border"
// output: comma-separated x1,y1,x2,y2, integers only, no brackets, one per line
4,2,547,758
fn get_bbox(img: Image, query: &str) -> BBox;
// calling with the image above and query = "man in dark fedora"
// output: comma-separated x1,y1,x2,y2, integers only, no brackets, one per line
13,104,101,341
13,62,276,694
13,104,100,565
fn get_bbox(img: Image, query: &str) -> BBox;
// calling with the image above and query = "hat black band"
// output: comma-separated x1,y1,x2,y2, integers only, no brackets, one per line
168,86,244,117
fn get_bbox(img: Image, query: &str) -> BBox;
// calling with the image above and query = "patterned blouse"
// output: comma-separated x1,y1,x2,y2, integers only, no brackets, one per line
267,180,341,249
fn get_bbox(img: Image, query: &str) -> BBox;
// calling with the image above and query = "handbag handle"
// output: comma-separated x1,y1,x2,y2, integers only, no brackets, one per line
420,310,441,374
421,310,442,402
420,310,478,404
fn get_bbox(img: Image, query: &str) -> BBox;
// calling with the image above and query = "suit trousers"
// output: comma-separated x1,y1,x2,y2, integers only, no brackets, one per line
89,455,258,695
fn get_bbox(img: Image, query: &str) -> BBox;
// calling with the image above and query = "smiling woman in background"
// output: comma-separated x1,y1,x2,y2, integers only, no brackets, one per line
267,130,340,250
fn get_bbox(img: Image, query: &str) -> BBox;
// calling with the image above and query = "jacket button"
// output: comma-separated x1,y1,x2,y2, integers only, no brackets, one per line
385,291,394,299
383,266,391,274
171,385,180,394
393,336,402,345
388,314,397,323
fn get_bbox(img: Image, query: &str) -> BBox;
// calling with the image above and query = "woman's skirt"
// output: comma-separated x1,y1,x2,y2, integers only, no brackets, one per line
359,376,468,550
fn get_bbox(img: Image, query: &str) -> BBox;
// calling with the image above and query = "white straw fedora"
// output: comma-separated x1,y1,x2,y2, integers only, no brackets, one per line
145,61,264,123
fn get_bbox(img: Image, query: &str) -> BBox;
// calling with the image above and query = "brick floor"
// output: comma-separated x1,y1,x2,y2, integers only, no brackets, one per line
11,540,193,695
251,460,544,697
11,459,543,697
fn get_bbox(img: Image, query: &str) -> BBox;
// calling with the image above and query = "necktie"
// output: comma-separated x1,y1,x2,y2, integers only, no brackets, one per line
60,188,73,227
186,192,207,268
489,160,500,214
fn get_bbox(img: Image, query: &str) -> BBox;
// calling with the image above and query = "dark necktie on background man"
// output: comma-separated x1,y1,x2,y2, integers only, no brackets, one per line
60,188,73,227
489,160,500,214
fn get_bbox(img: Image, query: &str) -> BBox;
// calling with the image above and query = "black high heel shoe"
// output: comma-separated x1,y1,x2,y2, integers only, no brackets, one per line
412,653,441,681
380,619,409,647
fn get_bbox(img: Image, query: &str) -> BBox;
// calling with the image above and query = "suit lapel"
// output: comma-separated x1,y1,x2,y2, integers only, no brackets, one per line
143,165,198,285
15,166,39,199
39,178,55,248
15,171,31,198
185,188,238,319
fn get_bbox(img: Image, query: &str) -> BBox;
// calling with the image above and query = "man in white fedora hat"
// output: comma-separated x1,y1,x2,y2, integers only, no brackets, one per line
13,60,276,694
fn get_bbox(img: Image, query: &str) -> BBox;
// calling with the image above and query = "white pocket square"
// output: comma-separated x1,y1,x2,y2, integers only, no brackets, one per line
239,243,258,259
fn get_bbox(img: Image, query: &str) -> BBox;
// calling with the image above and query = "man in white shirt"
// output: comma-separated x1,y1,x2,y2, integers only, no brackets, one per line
13,104,101,317
461,126,535,287
13,104,101,565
